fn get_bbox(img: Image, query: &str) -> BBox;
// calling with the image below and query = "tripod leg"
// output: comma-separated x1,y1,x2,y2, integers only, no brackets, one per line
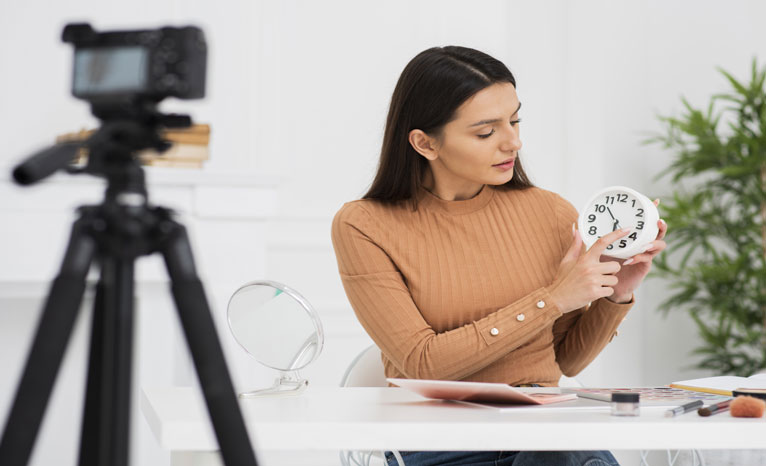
0,218,96,466
77,274,106,466
161,223,258,466
78,258,135,466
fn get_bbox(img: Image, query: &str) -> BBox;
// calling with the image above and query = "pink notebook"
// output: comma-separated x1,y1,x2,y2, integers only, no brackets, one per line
388,378,577,405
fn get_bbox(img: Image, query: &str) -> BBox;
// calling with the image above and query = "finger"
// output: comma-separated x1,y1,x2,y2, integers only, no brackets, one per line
588,228,631,257
653,198,660,206
623,241,666,265
562,226,584,264
641,240,667,256
600,286,615,299
623,253,653,265
656,218,667,241
596,261,621,274
600,275,619,287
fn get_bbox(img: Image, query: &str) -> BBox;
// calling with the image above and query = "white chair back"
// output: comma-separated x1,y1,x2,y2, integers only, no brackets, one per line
340,344,388,387
339,345,405,465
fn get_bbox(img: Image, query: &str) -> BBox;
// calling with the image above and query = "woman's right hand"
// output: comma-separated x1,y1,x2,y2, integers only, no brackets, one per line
548,227,632,314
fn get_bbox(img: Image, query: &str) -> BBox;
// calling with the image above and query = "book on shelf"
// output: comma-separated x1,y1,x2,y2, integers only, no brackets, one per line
56,124,210,168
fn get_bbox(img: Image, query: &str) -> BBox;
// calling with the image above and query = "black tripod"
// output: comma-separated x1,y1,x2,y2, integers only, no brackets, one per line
0,107,258,466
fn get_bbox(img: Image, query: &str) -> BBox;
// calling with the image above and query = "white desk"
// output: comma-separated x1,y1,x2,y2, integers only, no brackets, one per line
141,386,766,464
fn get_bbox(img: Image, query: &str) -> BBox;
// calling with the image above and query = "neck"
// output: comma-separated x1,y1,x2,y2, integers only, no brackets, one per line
422,170,484,201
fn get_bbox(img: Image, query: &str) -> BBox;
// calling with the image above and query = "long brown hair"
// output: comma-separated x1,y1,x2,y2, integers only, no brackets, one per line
363,46,534,208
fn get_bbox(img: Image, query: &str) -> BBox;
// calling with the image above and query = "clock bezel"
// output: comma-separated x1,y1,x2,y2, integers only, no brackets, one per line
577,185,659,260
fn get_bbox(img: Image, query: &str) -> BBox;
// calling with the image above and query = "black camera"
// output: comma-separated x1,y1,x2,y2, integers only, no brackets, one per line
63,23,207,103
12,23,208,186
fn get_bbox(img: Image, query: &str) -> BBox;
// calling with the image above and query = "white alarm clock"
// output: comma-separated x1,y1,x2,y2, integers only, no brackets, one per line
577,186,660,260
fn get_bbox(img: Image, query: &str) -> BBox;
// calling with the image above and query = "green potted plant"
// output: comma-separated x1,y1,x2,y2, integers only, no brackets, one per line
647,59,766,376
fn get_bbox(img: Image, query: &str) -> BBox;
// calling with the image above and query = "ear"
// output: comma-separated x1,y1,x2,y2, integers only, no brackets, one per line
408,129,439,161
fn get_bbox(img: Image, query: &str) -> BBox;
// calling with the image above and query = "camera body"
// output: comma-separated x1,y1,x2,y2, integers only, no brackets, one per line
63,23,206,103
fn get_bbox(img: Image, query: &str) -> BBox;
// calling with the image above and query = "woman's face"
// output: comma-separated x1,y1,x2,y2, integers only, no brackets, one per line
424,82,522,200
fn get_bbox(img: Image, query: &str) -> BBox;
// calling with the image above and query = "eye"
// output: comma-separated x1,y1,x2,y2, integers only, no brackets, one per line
478,129,495,139
511,118,523,127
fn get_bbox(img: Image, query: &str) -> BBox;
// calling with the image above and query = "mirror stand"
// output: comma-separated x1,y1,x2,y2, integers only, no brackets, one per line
228,280,324,398
238,370,309,398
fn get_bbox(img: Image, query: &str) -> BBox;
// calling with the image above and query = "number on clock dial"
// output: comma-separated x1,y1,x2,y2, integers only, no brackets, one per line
586,193,642,250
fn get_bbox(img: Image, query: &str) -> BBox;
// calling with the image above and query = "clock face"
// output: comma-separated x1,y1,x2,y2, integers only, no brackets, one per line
581,189,648,255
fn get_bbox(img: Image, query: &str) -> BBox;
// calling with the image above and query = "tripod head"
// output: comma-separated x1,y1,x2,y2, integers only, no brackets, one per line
73,103,193,203
12,22,206,203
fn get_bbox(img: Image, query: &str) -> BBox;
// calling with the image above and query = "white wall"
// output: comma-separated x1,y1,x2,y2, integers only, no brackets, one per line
2,1,766,465
249,0,766,388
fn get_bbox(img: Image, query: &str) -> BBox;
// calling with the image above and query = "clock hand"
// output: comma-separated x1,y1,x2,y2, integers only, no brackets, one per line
606,207,622,231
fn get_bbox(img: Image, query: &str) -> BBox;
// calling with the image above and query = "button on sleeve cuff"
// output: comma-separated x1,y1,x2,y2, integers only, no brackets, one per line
477,287,563,346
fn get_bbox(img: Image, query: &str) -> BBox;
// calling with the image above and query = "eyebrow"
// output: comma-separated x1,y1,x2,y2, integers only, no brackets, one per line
468,101,522,127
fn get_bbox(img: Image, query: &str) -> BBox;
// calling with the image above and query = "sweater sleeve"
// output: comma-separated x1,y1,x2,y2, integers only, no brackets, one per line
548,193,634,377
331,202,564,381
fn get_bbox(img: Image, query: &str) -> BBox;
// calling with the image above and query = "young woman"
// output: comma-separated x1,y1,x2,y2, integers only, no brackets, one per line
331,46,667,466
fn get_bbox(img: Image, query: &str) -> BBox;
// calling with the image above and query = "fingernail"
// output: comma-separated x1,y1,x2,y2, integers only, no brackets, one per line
623,258,634,265
660,218,667,226
654,198,660,206
572,222,576,234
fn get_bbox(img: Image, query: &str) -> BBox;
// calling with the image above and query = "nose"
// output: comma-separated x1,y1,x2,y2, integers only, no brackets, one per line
500,124,522,153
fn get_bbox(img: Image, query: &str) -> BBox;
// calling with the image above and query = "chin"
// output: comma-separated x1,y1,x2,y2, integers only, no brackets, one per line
489,170,514,185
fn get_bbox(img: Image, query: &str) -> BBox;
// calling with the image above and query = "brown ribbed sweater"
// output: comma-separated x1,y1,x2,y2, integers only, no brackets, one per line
331,184,634,386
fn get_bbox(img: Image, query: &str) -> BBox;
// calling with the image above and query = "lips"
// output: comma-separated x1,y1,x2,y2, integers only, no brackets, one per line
493,158,515,166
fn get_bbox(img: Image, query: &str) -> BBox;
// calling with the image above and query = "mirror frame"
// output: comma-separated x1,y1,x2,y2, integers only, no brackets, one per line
226,279,325,372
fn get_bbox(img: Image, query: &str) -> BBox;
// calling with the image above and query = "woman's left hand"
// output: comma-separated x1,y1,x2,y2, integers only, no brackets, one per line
604,199,667,303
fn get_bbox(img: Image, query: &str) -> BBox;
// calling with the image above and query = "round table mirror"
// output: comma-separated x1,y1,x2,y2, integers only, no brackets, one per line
227,280,324,397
